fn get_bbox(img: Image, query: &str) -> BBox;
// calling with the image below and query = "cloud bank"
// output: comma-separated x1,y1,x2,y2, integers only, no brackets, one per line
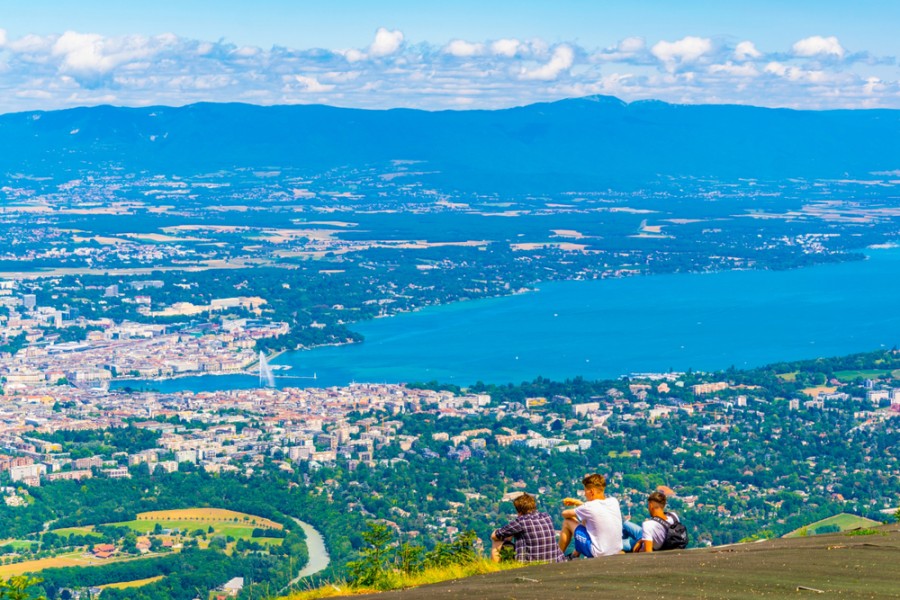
0,27,896,113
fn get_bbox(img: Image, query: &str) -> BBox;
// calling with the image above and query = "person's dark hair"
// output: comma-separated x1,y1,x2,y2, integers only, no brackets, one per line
513,493,537,515
582,473,606,492
648,491,667,507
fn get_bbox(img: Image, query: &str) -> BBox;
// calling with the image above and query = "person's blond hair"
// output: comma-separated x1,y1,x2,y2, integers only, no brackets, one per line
582,473,606,492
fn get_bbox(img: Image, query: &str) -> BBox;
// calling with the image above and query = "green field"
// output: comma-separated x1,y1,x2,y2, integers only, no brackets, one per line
111,508,283,545
0,540,39,551
833,369,892,382
111,519,270,541
51,526,102,538
776,371,798,382
783,513,883,538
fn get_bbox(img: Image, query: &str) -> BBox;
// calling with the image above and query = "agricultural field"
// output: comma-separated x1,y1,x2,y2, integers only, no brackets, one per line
0,550,105,578
99,575,165,590
783,513,884,538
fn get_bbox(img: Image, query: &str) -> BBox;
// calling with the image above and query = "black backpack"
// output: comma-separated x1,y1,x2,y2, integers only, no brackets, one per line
652,512,688,550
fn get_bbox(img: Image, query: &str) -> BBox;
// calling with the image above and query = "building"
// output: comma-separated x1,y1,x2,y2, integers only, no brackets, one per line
103,466,131,479
866,390,889,404
692,382,729,395
93,544,116,559
0,456,34,472
9,463,46,483
22,294,36,310
46,470,93,482
220,577,244,597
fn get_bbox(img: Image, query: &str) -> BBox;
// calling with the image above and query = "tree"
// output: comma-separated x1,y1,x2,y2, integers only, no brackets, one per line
347,522,394,588
0,576,45,600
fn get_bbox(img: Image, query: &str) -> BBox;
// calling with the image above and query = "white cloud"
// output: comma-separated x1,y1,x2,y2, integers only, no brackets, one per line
520,45,574,81
290,75,335,93
652,36,712,71
491,38,521,58
445,40,484,57
618,37,645,54
369,27,403,58
52,31,109,73
709,62,759,77
0,28,895,113
8,34,54,54
344,48,366,63
734,41,762,61
765,61,788,77
792,35,844,58
764,61,830,83
595,37,646,62
864,77,884,95
51,31,163,79
0,28,7,48
232,46,260,58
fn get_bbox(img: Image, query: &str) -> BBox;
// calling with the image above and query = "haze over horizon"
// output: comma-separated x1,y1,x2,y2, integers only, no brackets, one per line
0,0,898,114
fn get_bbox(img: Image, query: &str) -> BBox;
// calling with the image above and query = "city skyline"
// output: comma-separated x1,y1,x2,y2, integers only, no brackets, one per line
0,1,898,113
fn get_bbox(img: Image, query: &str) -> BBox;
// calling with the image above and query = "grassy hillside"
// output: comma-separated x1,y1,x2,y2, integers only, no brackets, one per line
783,513,884,538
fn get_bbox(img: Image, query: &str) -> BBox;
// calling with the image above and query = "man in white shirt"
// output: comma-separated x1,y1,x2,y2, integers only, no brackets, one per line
558,473,624,558
631,491,680,552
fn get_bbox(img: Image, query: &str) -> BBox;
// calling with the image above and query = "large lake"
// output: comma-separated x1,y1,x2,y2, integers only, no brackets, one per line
114,247,900,393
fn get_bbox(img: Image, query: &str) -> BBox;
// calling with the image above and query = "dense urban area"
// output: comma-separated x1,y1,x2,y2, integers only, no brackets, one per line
0,346,897,598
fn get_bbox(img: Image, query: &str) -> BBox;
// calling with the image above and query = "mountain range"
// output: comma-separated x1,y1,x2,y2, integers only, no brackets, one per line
2,95,900,192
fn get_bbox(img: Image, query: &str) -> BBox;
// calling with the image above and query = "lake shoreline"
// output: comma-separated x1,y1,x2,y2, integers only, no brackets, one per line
115,247,900,394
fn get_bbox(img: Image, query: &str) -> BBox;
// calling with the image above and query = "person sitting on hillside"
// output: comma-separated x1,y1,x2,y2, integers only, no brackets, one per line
491,492,566,563
559,473,623,558
628,491,687,552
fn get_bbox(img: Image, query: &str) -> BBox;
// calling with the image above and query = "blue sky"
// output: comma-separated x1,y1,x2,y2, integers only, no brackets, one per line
1,1,898,112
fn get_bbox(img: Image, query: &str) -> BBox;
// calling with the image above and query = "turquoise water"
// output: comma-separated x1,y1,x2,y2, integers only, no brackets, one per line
114,247,900,393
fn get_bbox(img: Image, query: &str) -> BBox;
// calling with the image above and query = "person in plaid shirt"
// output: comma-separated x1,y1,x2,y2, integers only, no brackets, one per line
490,493,566,563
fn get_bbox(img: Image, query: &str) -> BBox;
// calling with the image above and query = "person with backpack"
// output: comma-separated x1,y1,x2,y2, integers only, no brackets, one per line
629,491,688,552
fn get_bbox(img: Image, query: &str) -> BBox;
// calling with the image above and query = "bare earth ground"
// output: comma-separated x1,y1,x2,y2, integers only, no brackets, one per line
346,525,900,600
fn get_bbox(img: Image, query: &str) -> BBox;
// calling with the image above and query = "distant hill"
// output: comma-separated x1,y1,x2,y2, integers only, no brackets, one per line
2,96,900,192
783,512,884,538
318,524,900,600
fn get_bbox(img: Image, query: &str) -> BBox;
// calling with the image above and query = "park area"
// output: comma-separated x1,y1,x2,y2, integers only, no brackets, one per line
112,507,283,542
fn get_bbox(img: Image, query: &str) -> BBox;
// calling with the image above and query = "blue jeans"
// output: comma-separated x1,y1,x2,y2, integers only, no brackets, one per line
622,520,643,552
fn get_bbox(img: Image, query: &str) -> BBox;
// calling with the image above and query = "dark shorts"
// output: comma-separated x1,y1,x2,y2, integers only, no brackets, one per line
573,524,594,558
